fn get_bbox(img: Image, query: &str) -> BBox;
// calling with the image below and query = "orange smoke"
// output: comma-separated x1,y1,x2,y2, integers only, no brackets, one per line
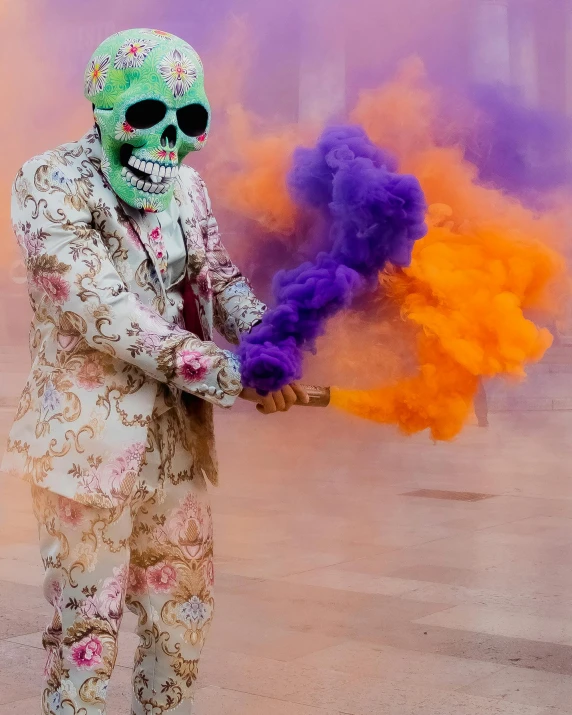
218,105,304,235
330,62,567,439
206,54,568,439
203,19,309,236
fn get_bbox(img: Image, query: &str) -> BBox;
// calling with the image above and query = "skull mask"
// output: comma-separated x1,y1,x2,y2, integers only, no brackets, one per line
84,28,210,213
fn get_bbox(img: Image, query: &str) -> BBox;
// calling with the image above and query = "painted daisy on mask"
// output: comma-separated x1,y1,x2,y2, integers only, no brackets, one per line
150,147,178,162
115,120,136,142
159,49,197,98
114,38,159,69
85,55,110,96
135,196,162,213
151,29,174,40
100,151,111,178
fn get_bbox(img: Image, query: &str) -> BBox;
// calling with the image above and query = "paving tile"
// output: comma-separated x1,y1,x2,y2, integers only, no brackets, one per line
0,610,48,639
461,666,572,709
0,579,47,615
0,384,572,713
195,686,343,714
0,697,39,714
279,567,422,596
0,557,42,587
215,579,452,644
389,579,572,620
353,621,572,676
199,648,545,715
415,604,572,645
479,517,572,546
0,679,40,705
296,641,507,689
206,617,345,662
0,640,45,695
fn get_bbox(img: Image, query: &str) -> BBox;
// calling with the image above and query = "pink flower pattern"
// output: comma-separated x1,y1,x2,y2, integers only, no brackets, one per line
80,442,146,499
57,497,85,527
128,566,147,596
139,331,165,353
162,493,211,560
77,355,105,390
176,350,209,384
197,271,211,298
45,580,63,611
98,573,124,620
15,221,45,257
34,273,70,304
148,226,168,274
147,562,178,593
70,636,103,670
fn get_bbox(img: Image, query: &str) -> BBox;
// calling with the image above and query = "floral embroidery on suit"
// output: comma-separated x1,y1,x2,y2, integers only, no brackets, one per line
4,130,266,507
33,409,214,715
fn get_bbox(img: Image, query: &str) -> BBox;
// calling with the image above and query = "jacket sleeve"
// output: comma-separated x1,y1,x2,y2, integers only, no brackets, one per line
12,157,242,408
194,173,267,345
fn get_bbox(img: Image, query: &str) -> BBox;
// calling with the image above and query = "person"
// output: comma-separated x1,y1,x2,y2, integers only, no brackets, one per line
474,379,489,428
3,28,308,715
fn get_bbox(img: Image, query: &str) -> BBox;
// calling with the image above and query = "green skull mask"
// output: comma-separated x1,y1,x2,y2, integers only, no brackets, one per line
84,28,210,212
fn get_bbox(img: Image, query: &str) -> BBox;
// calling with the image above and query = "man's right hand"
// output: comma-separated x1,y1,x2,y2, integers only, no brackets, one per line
239,383,310,414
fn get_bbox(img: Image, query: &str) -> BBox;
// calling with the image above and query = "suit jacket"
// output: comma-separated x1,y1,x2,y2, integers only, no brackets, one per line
2,129,266,508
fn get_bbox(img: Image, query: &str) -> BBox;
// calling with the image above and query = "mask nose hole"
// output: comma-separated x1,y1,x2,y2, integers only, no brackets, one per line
161,125,177,150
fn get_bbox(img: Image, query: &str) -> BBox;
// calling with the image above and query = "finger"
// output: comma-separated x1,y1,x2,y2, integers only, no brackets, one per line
261,396,277,414
240,387,260,403
281,385,297,410
291,382,310,404
272,390,286,412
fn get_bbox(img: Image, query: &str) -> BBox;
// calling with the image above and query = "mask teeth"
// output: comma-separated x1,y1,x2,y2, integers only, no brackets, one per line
127,156,178,181
124,167,170,194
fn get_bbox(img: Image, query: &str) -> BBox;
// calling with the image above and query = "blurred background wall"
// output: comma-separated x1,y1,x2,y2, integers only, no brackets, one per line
2,0,572,347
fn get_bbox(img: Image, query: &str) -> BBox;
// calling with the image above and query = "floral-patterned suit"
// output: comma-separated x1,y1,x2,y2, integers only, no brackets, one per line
4,129,265,714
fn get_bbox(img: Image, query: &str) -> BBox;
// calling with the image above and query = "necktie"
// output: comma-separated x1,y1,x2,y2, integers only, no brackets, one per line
182,278,205,341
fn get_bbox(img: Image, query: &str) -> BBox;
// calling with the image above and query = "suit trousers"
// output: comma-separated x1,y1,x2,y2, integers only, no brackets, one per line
32,407,214,715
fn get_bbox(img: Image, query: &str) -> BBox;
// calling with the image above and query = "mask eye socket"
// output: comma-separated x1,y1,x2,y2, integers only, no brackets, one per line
177,104,209,137
125,99,167,130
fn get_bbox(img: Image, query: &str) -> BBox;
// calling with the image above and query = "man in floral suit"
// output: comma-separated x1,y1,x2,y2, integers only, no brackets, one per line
4,28,307,715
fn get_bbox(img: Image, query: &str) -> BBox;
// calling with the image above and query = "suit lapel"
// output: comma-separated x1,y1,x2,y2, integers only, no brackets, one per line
175,178,207,279
81,130,212,332
78,131,169,298
175,177,213,339
120,202,169,298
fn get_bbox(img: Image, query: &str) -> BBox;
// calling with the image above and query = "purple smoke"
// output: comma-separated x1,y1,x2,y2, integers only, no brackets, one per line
464,85,572,196
238,125,427,393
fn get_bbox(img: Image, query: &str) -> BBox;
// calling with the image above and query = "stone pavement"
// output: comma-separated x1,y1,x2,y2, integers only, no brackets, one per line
2,349,572,713
487,344,572,413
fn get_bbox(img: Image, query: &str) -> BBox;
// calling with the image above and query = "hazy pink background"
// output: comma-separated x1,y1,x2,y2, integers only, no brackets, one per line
2,0,571,348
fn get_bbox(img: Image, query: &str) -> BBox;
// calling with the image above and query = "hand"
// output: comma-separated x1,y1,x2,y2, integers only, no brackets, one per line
239,382,310,414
